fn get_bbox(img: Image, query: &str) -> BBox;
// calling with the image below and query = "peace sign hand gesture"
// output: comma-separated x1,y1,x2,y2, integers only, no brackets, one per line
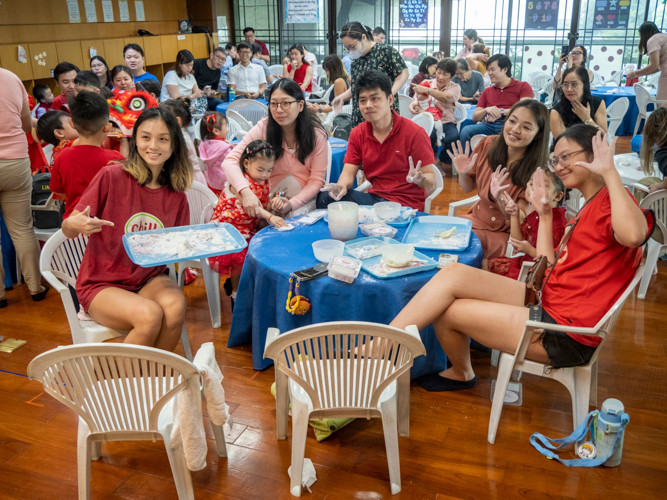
446,140,477,175
406,156,424,184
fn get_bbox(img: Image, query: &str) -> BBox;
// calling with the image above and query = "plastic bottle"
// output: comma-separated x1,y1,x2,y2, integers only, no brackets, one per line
228,87,236,102
596,398,627,467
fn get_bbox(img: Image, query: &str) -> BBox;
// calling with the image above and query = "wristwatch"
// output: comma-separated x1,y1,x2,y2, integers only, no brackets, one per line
501,108,506,117
318,105,322,113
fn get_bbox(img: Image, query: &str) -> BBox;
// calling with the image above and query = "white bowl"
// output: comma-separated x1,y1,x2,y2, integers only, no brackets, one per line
381,244,414,268
374,201,401,220
312,239,345,263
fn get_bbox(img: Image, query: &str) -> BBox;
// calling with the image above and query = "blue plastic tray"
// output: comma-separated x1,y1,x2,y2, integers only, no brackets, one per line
360,250,437,279
123,223,247,268
402,216,473,251
343,236,399,260
323,205,416,226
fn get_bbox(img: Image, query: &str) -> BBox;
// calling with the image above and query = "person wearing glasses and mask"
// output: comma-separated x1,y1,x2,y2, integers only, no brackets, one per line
193,47,226,110
332,22,409,127
221,79,327,217
553,45,593,95
227,42,267,100
550,66,607,141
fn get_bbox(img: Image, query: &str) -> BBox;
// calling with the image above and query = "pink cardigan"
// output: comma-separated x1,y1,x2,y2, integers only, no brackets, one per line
221,118,328,210
199,138,233,191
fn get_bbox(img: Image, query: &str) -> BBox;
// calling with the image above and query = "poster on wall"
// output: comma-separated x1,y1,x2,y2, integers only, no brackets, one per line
67,0,81,23
399,0,428,28
119,1,130,22
594,0,630,29
285,0,319,24
525,1,559,30
135,1,145,22
84,0,98,23
102,0,114,22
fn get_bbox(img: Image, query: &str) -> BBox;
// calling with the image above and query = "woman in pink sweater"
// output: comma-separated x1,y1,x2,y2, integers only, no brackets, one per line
221,79,328,217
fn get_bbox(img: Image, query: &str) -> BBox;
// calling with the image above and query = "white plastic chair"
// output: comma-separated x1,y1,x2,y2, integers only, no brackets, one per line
633,83,667,136
423,165,443,214
225,116,246,141
27,343,206,499
268,64,283,76
325,140,332,184
606,97,630,144
528,71,550,80
528,74,552,100
226,109,253,132
590,70,603,87
264,321,426,496
398,94,415,118
454,101,468,132
646,72,660,89
178,182,224,328
565,188,585,220
603,71,622,86
227,99,268,126
39,231,193,360
308,84,334,105
637,189,666,299
488,265,644,444
405,62,418,79
411,112,434,136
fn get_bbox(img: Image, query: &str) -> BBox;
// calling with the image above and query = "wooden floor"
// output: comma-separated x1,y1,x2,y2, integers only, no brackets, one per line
1,138,666,499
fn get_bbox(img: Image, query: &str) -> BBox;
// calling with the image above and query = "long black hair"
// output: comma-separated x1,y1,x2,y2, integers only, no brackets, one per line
90,55,112,86
419,56,438,75
266,79,325,164
639,21,661,55
554,66,593,128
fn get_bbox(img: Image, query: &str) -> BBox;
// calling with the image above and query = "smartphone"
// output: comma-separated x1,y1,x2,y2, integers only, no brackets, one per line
561,45,570,57
293,263,329,281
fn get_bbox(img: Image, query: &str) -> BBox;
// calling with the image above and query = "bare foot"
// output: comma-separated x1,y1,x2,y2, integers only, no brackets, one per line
438,366,475,382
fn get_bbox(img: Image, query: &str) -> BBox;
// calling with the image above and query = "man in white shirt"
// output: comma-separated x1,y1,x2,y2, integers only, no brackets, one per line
227,42,267,99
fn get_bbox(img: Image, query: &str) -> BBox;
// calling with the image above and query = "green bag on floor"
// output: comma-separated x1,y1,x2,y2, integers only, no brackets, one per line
270,382,354,442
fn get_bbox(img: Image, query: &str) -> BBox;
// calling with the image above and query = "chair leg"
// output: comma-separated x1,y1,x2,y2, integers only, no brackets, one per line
589,359,598,408
211,423,228,458
276,371,290,440
490,349,500,367
289,399,310,497
77,419,92,500
201,259,222,328
180,325,193,362
163,428,195,500
90,441,102,461
638,240,661,299
380,396,402,495
396,372,410,437
572,367,592,431
633,114,643,137
488,353,514,444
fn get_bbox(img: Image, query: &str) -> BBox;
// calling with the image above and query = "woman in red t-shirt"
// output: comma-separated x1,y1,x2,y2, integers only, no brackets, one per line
61,107,193,352
389,125,650,392
283,44,313,94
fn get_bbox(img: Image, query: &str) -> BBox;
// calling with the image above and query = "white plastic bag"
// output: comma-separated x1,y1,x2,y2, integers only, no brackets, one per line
287,458,317,492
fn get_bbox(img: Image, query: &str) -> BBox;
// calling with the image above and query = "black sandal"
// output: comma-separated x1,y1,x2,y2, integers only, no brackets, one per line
31,285,50,302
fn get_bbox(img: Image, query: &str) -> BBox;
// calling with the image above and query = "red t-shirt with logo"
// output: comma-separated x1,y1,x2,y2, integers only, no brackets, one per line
51,93,70,113
344,110,433,210
50,145,125,218
477,78,534,110
74,164,190,311
541,187,644,347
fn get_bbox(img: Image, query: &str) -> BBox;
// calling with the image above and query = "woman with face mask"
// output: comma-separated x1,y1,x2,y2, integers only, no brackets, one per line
331,22,409,127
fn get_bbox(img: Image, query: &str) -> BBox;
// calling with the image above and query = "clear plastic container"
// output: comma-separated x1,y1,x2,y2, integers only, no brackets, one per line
312,239,345,263
328,202,359,241
327,256,362,283
345,238,386,260
374,201,401,220
381,244,415,267
360,223,397,238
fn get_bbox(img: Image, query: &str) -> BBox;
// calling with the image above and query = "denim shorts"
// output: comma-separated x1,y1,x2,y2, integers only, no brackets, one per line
537,309,597,369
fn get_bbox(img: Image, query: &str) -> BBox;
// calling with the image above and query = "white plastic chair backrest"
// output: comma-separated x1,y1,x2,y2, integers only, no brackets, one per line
634,83,651,113
186,182,219,225
454,101,467,131
27,343,199,434
193,118,202,142
226,109,252,132
226,116,243,141
40,230,88,289
317,66,327,79
340,104,353,115
528,71,549,80
591,71,603,87
268,64,283,76
647,73,660,88
311,80,320,93
321,84,334,104
565,188,584,219
424,165,443,214
606,97,630,142
639,189,667,240
412,112,434,136
264,322,426,411
226,99,268,126
607,71,622,86
326,141,332,184
470,134,486,150
529,74,551,93
398,94,414,118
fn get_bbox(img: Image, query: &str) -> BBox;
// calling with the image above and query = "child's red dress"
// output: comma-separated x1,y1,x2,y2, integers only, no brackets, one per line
208,173,269,275
487,207,567,280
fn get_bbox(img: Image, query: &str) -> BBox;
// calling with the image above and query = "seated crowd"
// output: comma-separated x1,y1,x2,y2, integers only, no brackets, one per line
0,21,661,401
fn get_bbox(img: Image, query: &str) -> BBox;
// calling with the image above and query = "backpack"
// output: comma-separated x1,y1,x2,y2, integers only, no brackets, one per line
30,173,63,229
332,113,353,141
31,173,51,206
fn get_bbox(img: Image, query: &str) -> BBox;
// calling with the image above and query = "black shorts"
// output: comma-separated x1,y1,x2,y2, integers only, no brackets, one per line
537,309,597,369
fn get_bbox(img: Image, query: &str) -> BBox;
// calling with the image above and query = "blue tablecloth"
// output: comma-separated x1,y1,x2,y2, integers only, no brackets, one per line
216,98,269,115
327,137,347,183
591,87,656,136
227,217,484,372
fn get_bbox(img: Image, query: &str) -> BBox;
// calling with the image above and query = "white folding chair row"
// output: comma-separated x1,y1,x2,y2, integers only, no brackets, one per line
264,321,426,496
602,71,622,86
528,73,552,100
633,83,667,136
398,94,416,118
226,99,268,126
225,116,246,141
637,189,667,299
307,84,334,104
605,97,630,144
268,64,283,76
454,102,468,132
226,109,253,132
39,230,193,359
411,112,434,136
590,70,603,87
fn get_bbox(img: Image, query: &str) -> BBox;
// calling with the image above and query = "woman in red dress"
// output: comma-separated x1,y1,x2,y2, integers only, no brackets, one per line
283,44,313,94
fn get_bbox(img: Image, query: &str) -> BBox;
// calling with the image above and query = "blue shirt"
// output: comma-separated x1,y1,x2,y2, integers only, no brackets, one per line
251,57,271,77
219,56,235,91
342,54,352,75
133,72,159,84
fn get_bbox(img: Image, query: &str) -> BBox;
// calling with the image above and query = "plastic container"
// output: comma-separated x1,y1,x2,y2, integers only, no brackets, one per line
360,222,397,238
312,239,345,263
327,256,362,283
345,237,397,260
374,201,401,220
380,244,415,268
327,201,359,241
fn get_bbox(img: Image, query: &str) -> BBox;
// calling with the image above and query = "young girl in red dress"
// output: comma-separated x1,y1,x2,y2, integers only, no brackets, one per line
208,140,288,299
487,166,568,280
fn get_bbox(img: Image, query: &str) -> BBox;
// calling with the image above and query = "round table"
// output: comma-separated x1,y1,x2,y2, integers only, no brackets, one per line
227,217,484,373
215,98,269,115
591,87,656,136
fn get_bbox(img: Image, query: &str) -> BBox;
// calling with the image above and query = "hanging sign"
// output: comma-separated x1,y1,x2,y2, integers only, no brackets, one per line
593,0,631,29
399,0,428,28
285,0,319,24
525,1,559,30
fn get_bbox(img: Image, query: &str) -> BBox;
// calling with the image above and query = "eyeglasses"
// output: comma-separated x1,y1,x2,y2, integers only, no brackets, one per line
269,100,298,110
547,150,585,171
570,50,584,56
561,81,581,90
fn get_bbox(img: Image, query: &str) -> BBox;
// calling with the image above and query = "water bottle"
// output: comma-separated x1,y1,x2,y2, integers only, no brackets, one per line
621,74,627,86
228,87,236,102
596,398,626,467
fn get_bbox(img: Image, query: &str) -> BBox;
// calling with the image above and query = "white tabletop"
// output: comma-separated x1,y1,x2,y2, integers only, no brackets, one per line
614,153,659,185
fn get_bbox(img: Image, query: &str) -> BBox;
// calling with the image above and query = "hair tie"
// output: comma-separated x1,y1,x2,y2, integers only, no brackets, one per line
206,113,217,131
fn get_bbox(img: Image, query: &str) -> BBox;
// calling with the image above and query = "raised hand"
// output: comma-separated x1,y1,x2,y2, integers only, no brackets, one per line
332,95,344,114
490,165,510,200
574,130,616,178
320,183,347,201
528,168,552,216
406,156,424,184
446,140,478,175
70,206,114,236
411,82,430,95
503,193,519,217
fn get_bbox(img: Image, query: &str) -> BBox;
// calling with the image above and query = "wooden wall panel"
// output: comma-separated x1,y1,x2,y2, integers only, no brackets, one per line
80,40,106,66
143,37,164,66
161,36,179,64
0,45,34,81
103,39,126,68
176,35,194,55
192,35,210,59
28,43,58,80
56,42,85,70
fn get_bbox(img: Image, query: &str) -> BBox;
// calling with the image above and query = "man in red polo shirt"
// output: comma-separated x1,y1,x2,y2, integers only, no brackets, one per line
317,70,435,211
243,27,270,64
459,54,533,147
51,62,80,114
